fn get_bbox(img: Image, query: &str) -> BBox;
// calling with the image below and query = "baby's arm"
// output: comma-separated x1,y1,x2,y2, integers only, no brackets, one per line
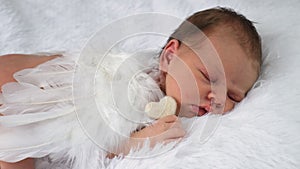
0,158,35,169
0,53,60,90
108,115,185,158
0,53,58,169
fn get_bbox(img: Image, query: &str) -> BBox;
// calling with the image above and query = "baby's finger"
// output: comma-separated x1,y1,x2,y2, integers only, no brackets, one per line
164,117,183,130
160,115,177,123
173,121,182,129
163,120,181,129
163,127,186,139
156,120,180,131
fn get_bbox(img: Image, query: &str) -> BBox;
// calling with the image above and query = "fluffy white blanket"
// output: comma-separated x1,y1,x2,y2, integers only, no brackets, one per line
0,0,299,168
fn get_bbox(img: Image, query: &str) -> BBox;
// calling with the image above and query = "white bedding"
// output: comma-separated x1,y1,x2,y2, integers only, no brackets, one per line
0,0,299,168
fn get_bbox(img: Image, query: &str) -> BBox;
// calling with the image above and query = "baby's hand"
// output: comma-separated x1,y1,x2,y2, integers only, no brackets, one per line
106,115,185,158
130,115,185,148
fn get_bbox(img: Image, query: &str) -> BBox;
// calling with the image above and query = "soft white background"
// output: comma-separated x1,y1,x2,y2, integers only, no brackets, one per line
0,0,299,168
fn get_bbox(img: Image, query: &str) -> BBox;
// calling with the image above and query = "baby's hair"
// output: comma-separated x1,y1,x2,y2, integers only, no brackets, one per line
162,7,262,73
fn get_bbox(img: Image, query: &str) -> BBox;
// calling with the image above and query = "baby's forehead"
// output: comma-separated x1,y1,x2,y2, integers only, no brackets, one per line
205,24,248,47
211,23,260,65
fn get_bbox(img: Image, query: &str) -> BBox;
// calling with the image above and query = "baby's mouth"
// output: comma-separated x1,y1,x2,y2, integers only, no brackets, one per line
190,105,208,116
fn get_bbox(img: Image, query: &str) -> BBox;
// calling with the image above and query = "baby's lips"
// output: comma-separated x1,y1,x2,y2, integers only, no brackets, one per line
189,104,208,116
190,105,199,113
197,108,207,116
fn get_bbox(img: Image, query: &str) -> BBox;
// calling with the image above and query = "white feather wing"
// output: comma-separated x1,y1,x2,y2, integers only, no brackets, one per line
0,56,83,162
0,51,163,166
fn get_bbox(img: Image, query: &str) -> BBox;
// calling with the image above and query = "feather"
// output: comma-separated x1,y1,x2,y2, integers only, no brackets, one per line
0,50,163,167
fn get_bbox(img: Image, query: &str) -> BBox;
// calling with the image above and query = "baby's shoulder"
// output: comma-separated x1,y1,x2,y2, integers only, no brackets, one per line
0,54,60,89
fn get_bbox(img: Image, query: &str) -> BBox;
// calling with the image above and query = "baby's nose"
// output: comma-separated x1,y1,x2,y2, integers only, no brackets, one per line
207,92,224,113
207,92,217,102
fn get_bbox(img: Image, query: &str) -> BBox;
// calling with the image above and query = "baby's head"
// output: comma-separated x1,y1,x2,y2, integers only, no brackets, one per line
159,7,262,117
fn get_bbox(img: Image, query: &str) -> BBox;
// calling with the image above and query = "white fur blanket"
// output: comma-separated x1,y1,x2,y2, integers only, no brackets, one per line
0,0,299,168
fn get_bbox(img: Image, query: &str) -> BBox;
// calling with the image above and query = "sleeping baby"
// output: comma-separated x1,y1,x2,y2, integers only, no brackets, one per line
0,7,261,169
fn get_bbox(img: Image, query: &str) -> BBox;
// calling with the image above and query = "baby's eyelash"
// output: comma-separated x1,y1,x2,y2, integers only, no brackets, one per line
198,68,210,81
201,70,218,83
228,95,237,102
201,71,210,81
228,94,241,103
197,68,219,84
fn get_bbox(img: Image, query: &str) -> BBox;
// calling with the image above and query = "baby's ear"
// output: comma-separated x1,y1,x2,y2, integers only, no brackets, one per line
159,39,180,72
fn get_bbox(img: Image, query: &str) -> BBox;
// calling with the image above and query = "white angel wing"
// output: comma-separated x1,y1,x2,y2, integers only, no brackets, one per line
0,56,82,162
0,51,163,165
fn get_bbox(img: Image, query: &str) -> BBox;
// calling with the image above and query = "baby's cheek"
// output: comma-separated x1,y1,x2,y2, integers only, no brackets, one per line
165,76,181,99
224,99,235,113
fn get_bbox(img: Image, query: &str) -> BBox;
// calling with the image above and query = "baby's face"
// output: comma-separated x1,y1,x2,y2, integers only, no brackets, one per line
160,33,258,117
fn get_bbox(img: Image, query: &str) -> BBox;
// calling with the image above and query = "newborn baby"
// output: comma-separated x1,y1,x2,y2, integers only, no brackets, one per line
0,7,261,169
